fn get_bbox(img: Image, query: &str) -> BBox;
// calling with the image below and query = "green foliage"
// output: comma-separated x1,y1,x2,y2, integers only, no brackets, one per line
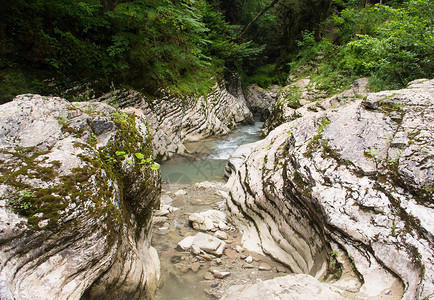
289,0,434,92
6,190,35,214
243,64,280,88
0,0,262,100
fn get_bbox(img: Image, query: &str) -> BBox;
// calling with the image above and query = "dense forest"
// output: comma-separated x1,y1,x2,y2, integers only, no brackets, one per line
0,0,433,103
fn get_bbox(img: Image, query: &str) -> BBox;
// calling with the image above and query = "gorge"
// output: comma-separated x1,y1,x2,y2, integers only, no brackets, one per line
0,77,433,299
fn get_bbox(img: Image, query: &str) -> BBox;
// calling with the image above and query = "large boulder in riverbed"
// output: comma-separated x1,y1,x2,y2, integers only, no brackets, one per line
226,79,434,299
0,95,161,299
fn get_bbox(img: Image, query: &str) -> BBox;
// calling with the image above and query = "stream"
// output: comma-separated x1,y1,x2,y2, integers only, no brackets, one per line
153,119,291,299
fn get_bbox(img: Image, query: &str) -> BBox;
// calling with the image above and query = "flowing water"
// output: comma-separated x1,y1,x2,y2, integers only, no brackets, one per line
160,119,264,184
153,119,291,299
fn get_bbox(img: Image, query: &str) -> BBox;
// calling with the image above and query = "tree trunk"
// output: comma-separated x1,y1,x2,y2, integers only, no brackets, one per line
235,0,280,40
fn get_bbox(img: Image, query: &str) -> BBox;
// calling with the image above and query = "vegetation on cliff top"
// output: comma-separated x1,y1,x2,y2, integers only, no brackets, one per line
0,0,432,103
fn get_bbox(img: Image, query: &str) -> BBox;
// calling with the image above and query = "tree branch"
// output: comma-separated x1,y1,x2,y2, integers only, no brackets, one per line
235,0,280,40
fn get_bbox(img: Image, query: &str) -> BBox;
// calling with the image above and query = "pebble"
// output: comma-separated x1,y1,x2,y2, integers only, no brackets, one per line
242,263,254,269
258,262,272,271
385,289,391,295
190,263,201,273
211,269,231,279
203,272,214,280
235,245,244,253
154,209,170,216
174,263,189,273
276,265,287,273
214,230,228,240
245,256,253,263
204,289,222,298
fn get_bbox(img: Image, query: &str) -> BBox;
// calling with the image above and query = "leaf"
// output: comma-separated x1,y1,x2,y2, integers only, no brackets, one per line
116,151,126,156
146,157,153,163
135,152,145,160
127,160,133,165
150,163,160,170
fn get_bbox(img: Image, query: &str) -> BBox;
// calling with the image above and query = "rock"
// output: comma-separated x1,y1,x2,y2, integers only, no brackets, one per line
190,263,201,273
235,246,244,253
242,264,254,269
153,216,168,225
192,232,226,257
161,195,173,205
221,274,346,300
175,263,190,273
195,181,223,189
154,208,170,216
224,248,237,260
245,84,279,120
204,272,214,280
197,253,215,261
226,79,434,299
214,230,228,240
0,95,160,299
258,263,272,271
98,74,253,161
178,235,195,251
276,265,287,273
175,189,187,196
263,77,369,134
189,210,227,232
191,245,202,255
211,269,231,279
245,256,253,264
205,289,222,298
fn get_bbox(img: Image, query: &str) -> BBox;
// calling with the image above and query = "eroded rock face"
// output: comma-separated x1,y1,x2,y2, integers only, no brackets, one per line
98,79,253,160
264,77,369,134
245,84,279,120
0,95,161,299
226,79,434,299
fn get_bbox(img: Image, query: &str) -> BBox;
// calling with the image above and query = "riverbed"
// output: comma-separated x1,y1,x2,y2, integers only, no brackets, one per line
153,120,292,299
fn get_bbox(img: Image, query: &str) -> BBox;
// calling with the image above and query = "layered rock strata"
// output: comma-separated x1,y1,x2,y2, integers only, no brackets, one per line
99,79,253,160
0,95,161,299
226,79,434,299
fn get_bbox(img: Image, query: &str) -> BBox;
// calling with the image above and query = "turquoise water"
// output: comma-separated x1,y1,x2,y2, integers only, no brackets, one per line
161,120,263,184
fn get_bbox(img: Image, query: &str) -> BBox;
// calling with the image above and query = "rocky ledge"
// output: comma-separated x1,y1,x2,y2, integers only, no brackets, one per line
98,76,253,160
0,95,161,299
225,79,434,299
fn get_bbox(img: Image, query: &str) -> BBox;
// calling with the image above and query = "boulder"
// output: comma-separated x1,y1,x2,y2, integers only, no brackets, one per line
178,232,226,257
226,79,434,299
189,209,228,232
0,95,161,299
245,84,279,120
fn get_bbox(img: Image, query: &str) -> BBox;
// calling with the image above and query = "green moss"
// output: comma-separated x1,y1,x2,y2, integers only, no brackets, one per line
305,117,330,157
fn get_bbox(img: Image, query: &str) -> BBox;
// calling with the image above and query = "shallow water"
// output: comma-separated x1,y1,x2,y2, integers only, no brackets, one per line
161,120,264,184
